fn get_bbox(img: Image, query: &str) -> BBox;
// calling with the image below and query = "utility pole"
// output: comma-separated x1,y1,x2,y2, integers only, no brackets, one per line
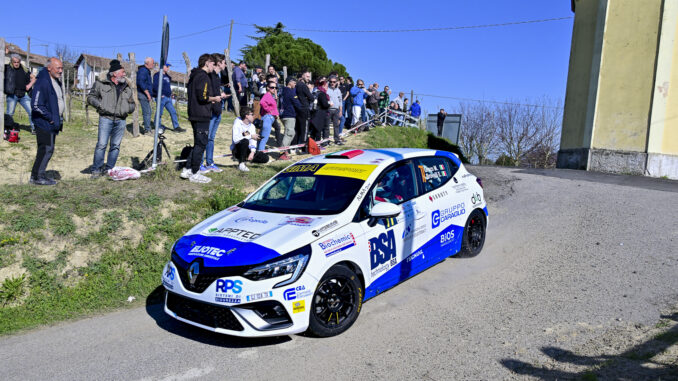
226,19,240,115
0,38,5,133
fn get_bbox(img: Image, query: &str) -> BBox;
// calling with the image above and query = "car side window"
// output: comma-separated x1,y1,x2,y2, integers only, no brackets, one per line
415,157,458,193
355,161,421,222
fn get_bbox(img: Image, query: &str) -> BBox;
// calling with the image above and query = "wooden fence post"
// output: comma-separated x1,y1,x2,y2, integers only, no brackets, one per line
0,38,5,133
128,52,140,136
84,56,90,126
60,54,70,122
181,52,191,118
225,48,239,116
283,66,287,83
67,69,72,122
26,36,31,73
264,54,270,72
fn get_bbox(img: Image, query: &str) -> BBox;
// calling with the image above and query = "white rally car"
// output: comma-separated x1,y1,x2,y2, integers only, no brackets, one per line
162,148,487,337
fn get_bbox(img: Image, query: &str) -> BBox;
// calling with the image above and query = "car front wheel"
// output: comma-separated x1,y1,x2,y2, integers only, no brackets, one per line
307,264,363,337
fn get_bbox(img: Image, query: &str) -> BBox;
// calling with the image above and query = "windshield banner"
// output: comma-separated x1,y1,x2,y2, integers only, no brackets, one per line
281,163,377,180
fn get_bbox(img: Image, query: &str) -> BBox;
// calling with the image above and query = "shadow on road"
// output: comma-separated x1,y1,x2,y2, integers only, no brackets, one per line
500,312,678,379
514,167,678,193
145,286,292,348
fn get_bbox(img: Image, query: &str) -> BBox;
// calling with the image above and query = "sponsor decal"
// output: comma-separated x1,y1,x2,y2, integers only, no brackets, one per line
235,216,269,224
188,245,227,260
318,233,356,257
356,181,372,201
471,192,482,205
440,231,455,247
419,164,448,182
245,291,273,302
164,265,175,281
402,223,426,241
369,158,385,164
315,164,377,180
428,190,448,202
312,220,339,237
292,300,305,314
279,216,316,226
205,227,261,241
369,229,398,277
453,177,458,183
462,173,474,178
162,279,174,290
283,285,312,301
215,279,242,303
432,203,466,229
226,206,241,212
453,183,468,193
282,164,323,174
406,249,424,263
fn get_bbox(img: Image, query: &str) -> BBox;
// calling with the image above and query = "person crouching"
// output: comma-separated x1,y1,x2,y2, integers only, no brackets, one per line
231,106,259,172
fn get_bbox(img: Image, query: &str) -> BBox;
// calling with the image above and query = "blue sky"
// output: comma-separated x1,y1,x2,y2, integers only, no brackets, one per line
1,0,573,113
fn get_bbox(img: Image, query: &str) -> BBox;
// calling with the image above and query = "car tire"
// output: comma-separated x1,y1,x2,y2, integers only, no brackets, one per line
458,208,486,258
307,264,363,337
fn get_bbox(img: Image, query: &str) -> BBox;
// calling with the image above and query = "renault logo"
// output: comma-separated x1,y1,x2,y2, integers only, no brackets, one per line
188,262,200,286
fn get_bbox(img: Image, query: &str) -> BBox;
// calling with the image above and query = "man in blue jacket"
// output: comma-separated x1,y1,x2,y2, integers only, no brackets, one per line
152,63,185,133
410,100,421,119
136,57,154,134
30,57,64,186
349,79,373,127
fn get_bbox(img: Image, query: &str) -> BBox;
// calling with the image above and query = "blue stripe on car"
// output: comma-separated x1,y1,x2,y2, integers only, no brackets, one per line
364,223,464,300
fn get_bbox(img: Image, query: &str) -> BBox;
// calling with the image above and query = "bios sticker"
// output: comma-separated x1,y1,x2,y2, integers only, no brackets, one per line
292,300,305,313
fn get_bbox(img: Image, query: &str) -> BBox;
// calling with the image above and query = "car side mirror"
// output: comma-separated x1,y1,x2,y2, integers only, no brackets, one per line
368,202,401,227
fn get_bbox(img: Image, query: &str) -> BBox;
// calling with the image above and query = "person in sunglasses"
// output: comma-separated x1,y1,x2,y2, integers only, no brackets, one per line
259,81,279,151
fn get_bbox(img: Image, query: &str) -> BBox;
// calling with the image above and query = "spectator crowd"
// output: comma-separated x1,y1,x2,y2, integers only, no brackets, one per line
3,50,424,185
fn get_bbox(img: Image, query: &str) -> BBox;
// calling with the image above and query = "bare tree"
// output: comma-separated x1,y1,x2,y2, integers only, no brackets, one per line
54,44,79,65
458,101,499,165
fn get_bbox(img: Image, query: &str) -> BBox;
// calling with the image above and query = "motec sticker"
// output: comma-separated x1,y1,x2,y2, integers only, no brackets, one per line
369,229,397,277
315,164,378,180
292,300,305,314
282,163,323,175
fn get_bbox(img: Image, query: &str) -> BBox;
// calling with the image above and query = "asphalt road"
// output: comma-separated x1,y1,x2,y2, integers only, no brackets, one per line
2,166,677,380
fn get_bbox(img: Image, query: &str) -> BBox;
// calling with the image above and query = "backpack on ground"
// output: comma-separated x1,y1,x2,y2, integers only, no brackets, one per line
7,129,20,143
307,138,321,155
252,151,269,164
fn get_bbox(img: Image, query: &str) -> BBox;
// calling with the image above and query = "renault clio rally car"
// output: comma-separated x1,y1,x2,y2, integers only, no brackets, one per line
162,148,487,337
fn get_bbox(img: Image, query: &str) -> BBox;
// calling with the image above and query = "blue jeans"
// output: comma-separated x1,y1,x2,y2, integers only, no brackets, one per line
258,114,274,151
365,107,375,121
6,94,34,128
137,93,151,131
158,96,179,129
93,117,126,171
204,113,222,165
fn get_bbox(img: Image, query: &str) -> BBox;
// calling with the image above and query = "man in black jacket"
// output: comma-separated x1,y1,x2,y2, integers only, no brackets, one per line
180,54,222,183
4,54,36,133
294,70,314,150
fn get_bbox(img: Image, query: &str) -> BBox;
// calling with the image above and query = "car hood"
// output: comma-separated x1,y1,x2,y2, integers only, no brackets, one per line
173,206,340,268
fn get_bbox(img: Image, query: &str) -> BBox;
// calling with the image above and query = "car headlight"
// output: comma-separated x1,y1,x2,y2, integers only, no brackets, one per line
242,245,311,288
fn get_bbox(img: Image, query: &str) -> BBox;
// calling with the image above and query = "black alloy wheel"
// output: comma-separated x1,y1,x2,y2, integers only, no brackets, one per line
308,265,363,337
459,209,486,258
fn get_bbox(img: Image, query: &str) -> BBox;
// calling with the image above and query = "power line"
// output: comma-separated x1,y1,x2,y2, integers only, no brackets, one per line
20,16,571,50
235,16,572,33
414,93,563,109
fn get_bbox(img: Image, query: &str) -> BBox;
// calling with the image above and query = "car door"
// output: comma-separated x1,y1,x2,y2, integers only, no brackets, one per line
413,156,465,263
356,160,421,298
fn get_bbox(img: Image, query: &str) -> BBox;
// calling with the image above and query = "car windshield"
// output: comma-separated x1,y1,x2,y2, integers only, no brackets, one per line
242,163,371,215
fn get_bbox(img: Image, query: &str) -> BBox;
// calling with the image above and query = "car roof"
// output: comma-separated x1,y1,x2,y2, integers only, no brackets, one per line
297,148,461,168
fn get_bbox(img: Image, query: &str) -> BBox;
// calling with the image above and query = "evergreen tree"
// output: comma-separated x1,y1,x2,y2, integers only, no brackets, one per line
240,23,349,78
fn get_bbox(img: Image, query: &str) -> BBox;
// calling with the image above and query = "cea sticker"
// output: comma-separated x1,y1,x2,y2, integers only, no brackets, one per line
292,300,305,314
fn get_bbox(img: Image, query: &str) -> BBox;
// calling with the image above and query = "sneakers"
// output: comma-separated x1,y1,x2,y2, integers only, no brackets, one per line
207,164,223,173
173,127,186,133
238,162,250,172
199,165,211,174
180,167,192,179
189,172,211,183
30,177,57,186
278,153,291,161
90,170,103,179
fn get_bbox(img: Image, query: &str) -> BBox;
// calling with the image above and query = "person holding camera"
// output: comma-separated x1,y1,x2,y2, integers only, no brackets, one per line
231,106,259,172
